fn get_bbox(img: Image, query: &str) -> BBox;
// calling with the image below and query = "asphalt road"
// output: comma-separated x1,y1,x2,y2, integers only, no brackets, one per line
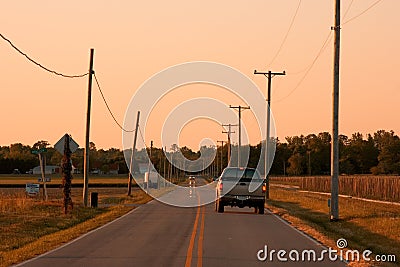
16,179,347,267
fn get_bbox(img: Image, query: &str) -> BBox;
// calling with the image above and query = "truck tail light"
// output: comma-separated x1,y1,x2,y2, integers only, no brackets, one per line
262,184,266,193
219,182,223,191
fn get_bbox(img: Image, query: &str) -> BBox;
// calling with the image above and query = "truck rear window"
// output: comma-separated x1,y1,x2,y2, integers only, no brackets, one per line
221,168,262,182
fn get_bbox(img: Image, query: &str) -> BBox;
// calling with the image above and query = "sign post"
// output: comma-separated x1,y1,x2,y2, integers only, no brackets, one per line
54,135,79,154
32,148,48,201
55,134,79,214
26,183,40,196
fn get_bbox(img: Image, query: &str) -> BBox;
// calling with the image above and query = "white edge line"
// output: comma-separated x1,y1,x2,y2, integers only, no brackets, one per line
298,190,400,206
265,209,324,247
13,200,154,267
271,184,400,206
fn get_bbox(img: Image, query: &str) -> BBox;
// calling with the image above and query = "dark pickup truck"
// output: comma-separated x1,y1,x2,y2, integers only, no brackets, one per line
215,167,266,214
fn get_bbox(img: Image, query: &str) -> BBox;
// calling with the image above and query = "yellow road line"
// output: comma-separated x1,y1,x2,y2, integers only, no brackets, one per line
197,206,205,267
185,196,201,267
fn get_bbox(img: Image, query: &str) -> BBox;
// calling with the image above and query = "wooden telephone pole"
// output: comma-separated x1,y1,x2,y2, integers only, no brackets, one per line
229,105,250,167
254,70,285,199
83,48,94,207
128,111,140,196
217,140,225,173
222,124,237,166
331,0,341,221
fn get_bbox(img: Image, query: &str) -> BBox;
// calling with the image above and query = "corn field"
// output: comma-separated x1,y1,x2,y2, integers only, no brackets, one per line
271,176,400,202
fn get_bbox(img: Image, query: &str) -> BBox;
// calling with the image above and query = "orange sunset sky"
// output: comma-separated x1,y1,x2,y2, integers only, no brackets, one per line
1,1,399,150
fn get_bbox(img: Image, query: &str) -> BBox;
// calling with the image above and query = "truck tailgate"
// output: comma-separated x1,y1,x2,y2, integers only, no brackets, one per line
222,180,263,196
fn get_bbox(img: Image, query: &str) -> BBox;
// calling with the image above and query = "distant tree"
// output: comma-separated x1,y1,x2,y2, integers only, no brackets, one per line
89,142,97,151
287,153,305,176
286,135,306,175
361,134,379,173
71,148,84,171
249,144,260,169
2,129,400,176
101,164,110,174
46,147,63,166
0,143,37,173
340,133,379,174
270,139,291,175
304,133,330,175
180,146,198,160
373,130,400,174
33,140,50,149
9,143,33,160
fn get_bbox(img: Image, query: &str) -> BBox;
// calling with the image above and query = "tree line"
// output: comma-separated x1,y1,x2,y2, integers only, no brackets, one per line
270,130,400,175
0,141,128,175
1,130,399,176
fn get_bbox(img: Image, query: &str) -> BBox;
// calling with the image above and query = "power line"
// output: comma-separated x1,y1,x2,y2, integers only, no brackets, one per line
274,0,380,103
229,105,250,167
269,0,354,75
93,73,135,132
138,127,148,149
275,30,333,103
342,0,384,25
343,0,354,20
267,0,302,67
0,33,88,78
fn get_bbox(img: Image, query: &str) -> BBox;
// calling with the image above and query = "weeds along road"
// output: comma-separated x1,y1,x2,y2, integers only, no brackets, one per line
16,178,347,267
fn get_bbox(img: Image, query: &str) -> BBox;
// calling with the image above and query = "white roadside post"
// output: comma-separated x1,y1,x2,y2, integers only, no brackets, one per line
31,148,48,201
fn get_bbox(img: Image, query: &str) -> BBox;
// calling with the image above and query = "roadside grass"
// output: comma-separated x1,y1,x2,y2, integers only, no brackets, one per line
270,176,301,187
266,188,400,267
0,174,131,185
0,187,152,267
270,175,400,202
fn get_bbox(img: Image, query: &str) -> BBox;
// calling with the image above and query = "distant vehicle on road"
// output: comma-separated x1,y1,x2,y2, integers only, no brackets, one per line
12,169,21,174
90,169,100,175
216,167,266,214
188,176,196,186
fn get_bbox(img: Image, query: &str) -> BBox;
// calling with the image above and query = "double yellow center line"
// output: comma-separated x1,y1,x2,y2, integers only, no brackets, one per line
185,195,206,267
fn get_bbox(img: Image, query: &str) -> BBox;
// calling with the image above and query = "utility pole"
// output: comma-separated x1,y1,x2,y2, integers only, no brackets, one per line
128,111,140,196
217,140,225,173
229,105,250,167
216,145,219,176
162,147,166,185
222,124,237,166
254,69,285,200
61,134,73,214
165,146,169,183
83,48,94,207
331,0,341,221
38,153,48,201
146,141,153,191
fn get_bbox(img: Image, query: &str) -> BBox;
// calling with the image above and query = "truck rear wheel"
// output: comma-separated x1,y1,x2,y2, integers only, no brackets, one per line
216,199,224,213
258,204,264,214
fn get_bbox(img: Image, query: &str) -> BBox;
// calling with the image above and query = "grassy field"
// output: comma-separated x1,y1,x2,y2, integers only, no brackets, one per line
266,187,400,266
0,174,130,185
0,173,188,186
270,175,400,202
0,187,152,267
